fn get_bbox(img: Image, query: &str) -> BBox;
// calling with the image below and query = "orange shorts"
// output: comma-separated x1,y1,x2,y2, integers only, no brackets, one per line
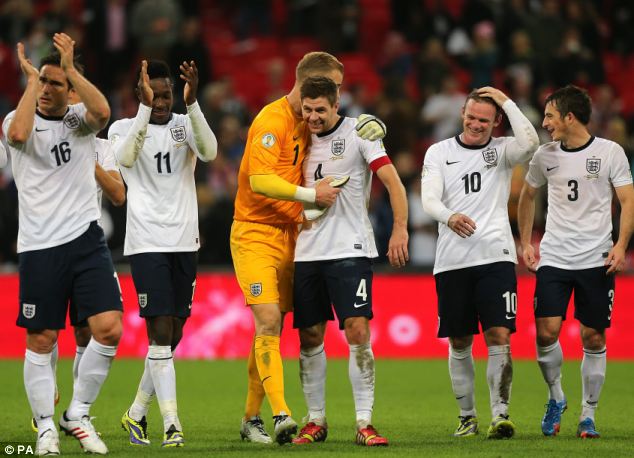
230,220,298,312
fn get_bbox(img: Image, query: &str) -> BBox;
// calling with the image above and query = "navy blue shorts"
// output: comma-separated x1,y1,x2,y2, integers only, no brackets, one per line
535,265,615,330
17,222,123,330
129,252,197,318
435,262,517,338
293,257,373,330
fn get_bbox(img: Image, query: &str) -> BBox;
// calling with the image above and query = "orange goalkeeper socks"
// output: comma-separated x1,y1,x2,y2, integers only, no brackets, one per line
245,339,265,418
254,335,291,416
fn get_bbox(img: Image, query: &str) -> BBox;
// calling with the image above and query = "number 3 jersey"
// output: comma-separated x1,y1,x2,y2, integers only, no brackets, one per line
3,104,100,253
525,136,633,270
294,117,388,262
422,135,522,274
109,113,205,255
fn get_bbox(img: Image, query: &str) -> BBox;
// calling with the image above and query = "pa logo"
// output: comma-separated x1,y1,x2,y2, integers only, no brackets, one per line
170,126,187,142
331,139,345,156
64,113,81,129
138,293,148,308
250,282,262,297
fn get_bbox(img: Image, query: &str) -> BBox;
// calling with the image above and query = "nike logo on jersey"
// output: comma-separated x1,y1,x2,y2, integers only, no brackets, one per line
505,314,515,320
35,128,49,132
446,160,460,165
353,302,368,308
546,166,559,171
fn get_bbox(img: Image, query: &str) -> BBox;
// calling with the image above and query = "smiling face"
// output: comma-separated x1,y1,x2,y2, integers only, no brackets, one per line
145,77,173,124
461,99,501,146
37,65,70,116
302,95,339,133
542,101,568,142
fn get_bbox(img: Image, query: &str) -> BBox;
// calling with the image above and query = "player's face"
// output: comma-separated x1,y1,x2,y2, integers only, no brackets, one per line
461,99,500,146
542,101,567,142
37,65,70,116
302,96,339,133
148,78,173,124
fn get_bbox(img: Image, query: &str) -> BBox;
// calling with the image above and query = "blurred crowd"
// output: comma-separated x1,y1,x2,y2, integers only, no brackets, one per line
0,0,633,271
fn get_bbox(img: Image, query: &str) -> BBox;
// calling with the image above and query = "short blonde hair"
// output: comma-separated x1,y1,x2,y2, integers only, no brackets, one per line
296,52,344,82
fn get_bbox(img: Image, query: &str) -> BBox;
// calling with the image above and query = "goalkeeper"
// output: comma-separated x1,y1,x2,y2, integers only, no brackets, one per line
231,51,386,445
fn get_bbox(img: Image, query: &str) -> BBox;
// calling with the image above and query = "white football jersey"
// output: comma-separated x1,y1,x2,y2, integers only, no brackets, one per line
526,136,633,270
95,137,118,213
109,113,206,255
3,104,100,253
295,117,387,261
422,136,521,274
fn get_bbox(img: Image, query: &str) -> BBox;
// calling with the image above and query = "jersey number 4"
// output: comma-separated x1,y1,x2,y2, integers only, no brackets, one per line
51,142,71,166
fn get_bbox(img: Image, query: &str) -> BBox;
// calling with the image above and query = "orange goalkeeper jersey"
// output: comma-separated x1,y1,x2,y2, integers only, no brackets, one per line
234,96,310,224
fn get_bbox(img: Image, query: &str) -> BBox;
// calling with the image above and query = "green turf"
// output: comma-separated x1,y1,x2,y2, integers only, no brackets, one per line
1,359,632,457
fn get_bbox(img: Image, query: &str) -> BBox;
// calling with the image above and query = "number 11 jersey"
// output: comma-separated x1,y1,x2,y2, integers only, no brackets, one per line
109,113,204,255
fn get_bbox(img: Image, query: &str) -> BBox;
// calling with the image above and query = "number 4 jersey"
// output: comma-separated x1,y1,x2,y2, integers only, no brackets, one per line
3,104,100,253
295,117,388,261
422,135,521,274
109,112,205,255
526,136,633,270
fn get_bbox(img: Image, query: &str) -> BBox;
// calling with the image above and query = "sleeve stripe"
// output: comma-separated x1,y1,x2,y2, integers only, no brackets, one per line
369,155,392,172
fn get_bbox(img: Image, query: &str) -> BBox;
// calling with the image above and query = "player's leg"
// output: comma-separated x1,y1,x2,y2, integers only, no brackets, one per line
477,262,516,439
231,221,297,444
534,266,572,436
62,224,122,453
26,330,61,455
328,258,387,446
72,323,92,389
18,243,70,454
292,259,331,444
435,267,480,437
574,267,613,438
146,315,184,446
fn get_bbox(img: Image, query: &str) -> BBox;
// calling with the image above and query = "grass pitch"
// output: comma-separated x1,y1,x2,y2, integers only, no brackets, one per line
0,359,632,457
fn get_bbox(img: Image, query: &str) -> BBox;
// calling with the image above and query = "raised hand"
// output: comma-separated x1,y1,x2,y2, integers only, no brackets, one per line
137,60,153,107
476,86,509,107
16,42,39,81
180,60,198,106
52,33,76,73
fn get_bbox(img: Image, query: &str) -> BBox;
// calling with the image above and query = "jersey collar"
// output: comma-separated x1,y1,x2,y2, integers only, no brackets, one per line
561,135,595,152
455,134,492,150
317,116,344,138
36,107,69,121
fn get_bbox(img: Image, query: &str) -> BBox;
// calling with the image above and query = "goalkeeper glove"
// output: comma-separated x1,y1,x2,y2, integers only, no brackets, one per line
355,114,387,141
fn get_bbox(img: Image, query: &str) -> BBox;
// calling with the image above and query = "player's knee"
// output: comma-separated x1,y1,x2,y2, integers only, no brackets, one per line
581,330,606,351
74,326,92,347
344,317,370,345
91,319,123,346
299,326,324,349
26,331,57,353
449,335,473,350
